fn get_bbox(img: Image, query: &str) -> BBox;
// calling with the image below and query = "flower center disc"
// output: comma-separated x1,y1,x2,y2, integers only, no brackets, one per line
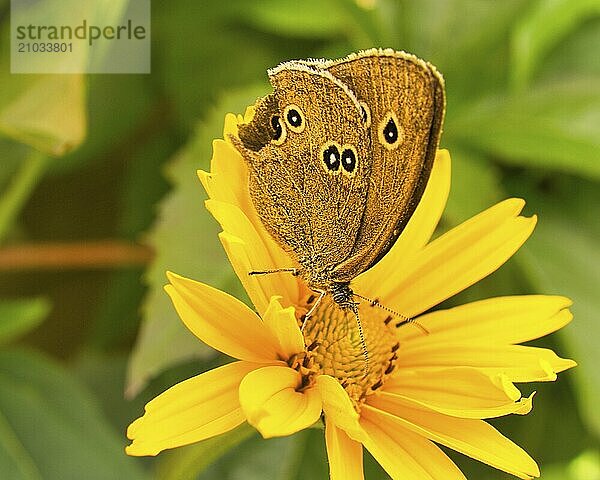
297,295,400,406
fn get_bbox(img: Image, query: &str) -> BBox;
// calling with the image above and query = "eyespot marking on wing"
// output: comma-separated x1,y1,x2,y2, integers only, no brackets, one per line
270,115,287,145
340,145,358,177
284,104,306,133
320,142,342,174
378,111,403,150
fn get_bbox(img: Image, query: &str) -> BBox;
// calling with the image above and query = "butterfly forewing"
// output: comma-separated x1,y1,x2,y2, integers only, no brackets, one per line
236,65,372,283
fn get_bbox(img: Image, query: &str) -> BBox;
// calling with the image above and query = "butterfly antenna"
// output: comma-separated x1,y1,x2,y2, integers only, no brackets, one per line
348,302,369,376
353,293,429,335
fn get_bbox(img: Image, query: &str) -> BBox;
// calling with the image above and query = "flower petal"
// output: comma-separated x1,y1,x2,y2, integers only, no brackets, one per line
363,401,540,479
239,365,322,438
200,129,301,314
380,367,533,418
207,199,300,313
382,198,536,317
262,296,304,358
126,361,257,456
397,343,576,382
315,375,365,442
165,271,282,362
198,139,249,212
398,295,573,345
218,232,272,314
355,149,451,297
360,414,466,480
325,418,364,480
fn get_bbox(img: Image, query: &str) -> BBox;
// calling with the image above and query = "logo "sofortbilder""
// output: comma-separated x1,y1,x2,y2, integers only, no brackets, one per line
16,19,147,47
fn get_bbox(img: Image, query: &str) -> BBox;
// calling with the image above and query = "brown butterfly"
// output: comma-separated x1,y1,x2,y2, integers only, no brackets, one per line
233,48,444,310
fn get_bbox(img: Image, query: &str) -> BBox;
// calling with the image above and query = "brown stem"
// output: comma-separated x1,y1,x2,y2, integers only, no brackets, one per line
0,240,153,271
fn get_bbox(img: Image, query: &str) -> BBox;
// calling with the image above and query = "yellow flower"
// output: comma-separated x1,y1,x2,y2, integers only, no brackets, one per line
126,110,576,480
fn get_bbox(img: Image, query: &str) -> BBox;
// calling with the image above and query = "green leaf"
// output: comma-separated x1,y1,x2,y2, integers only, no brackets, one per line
508,174,600,437
539,18,600,79
0,74,87,156
542,450,600,480
450,77,600,179
510,0,600,90
0,149,48,242
126,87,266,397
71,350,147,435
0,349,148,480
90,133,172,350
442,145,504,226
393,0,528,100
156,423,256,480
0,139,28,189
152,0,283,131
244,0,386,47
243,0,347,38
0,298,50,345
55,74,155,175
195,430,326,480
0,21,86,156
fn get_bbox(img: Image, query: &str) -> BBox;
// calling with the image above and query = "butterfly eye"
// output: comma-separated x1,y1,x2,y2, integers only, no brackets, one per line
270,115,287,145
359,101,371,128
320,143,341,174
284,104,305,133
341,147,358,176
378,111,403,150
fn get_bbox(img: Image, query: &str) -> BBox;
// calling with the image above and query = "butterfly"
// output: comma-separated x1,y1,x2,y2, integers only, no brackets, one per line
232,49,445,322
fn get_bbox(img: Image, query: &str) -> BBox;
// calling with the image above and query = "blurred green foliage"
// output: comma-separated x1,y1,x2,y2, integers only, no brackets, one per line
0,0,598,478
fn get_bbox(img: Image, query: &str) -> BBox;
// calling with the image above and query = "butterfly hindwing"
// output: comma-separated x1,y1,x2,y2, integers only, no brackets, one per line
316,49,446,280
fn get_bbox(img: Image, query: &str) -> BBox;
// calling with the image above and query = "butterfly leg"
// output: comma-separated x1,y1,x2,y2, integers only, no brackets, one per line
249,268,298,276
300,289,326,332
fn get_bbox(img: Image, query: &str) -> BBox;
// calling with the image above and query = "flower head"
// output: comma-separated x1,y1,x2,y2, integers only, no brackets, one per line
126,109,575,479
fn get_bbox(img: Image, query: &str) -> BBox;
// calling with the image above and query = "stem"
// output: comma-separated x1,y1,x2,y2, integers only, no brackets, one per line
0,149,47,242
0,240,153,271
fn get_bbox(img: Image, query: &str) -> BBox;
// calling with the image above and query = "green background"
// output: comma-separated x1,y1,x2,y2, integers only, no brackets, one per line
0,0,598,478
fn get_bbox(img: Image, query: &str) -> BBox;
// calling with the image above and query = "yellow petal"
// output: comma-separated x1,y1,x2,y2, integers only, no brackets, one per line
383,198,536,317
239,366,322,438
223,112,240,138
199,139,248,210
263,296,305,358
397,342,576,382
325,418,364,480
201,135,271,238
315,375,365,442
355,149,451,297
165,271,282,362
360,414,467,480
399,295,573,345
218,232,273,315
363,402,540,479
380,367,533,418
126,361,256,456
201,136,300,313
207,200,300,314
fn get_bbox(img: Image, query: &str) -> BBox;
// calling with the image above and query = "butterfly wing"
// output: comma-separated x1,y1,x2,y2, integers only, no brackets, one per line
316,49,446,280
235,64,372,285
